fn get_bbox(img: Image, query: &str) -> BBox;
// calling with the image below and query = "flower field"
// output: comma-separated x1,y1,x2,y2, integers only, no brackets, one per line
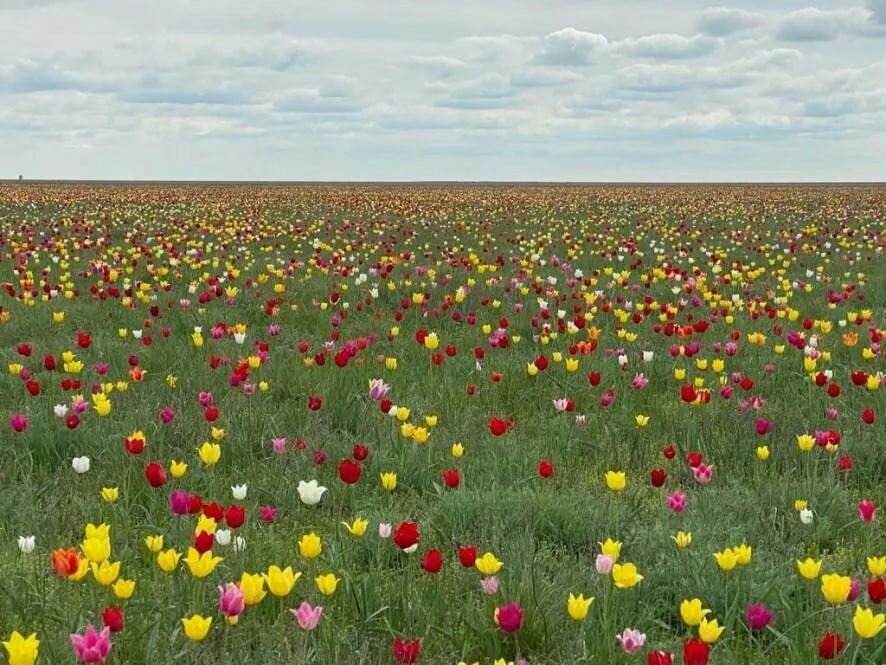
0,183,883,664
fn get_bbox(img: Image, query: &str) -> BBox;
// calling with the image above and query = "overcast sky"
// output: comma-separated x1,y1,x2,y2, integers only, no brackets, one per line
1,1,884,181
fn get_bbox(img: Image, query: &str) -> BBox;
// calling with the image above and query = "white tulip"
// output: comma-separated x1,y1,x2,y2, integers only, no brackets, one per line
297,479,327,506
231,484,248,500
232,536,246,552
18,535,35,553
215,529,232,546
72,456,90,474
378,523,392,538
800,508,814,525
54,404,69,418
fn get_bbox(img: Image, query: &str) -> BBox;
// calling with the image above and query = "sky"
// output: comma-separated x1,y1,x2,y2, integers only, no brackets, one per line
1,0,884,181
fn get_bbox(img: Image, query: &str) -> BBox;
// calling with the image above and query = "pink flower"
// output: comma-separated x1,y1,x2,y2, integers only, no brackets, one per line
291,601,323,630
259,505,277,523
10,414,28,432
159,407,175,424
754,418,770,436
600,389,614,407
168,490,192,516
745,603,773,631
199,391,214,407
595,554,614,575
368,379,390,401
480,576,499,594
848,578,861,601
616,627,646,654
631,373,648,389
218,583,245,621
826,407,839,421
858,500,876,523
70,624,112,663
496,603,523,633
693,463,714,485
272,437,287,454
725,341,738,356
667,491,687,513
719,385,733,399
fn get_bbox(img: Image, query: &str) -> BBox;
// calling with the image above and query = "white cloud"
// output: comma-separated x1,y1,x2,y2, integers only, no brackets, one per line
532,28,610,66
617,33,722,59
776,7,874,41
696,7,763,36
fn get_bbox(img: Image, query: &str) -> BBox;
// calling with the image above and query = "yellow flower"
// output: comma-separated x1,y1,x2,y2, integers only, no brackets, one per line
565,357,579,372
567,593,594,621
605,471,626,492
680,598,711,626
342,518,369,537
69,558,90,582
796,558,823,580
756,446,770,461
412,427,429,444
112,578,135,600
699,617,725,643
2,631,39,665
263,565,300,597
475,552,503,576
634,414,649,428
796,434,815,452
198,442,221,465
210,427,225,441
156,548,181,573
239,572,267,605
298,532,322,559
451,443,464,458
423,333,439,350
674,367,686,380
821,573,851,604
713,549,737,572
867,556,886,577
81,537,111,564
315,573,340,596
380,472,398,491
794,499,808,511
424,415,438,427
90,560,121,586
100,487,119,503
181,614,212,641
599,538,622,561
395,406,410,421
195,514,217,536
169,460,188,478
399,422,415,438
165,374,177,388
672,531,692,548
527,362,539,377
385,357,398,370
611,562,643,589
852,605,885,639
733,544,752,565
183,547,223,578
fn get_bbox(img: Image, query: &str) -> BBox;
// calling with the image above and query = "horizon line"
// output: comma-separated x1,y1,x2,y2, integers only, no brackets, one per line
3,179,885,186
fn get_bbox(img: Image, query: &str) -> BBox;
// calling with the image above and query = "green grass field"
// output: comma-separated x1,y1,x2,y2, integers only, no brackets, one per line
0,184,883,664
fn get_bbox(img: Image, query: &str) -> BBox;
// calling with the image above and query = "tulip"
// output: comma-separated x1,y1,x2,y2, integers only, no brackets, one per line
821,573,852,604
713,548,737,572
264,565,300,597
292,602,323,631
858,499,876,522
198,442,221,465
3,631,39,665
296,480,327,506
72,456,91,474
17,536,35,554
566,593,594,621
392,637,421,664
299,532,322,559
612,562,643,589
672,531,692,548
315,573,340,596
495,603,523,633
616,627,646,654
218,583,245,623
476,552,503,576
680,598,710,627
698,617,725,643
183,547,223,578
682,638,710,665
181,615,212,641
69,625,111,663
599,538,622,560
796,558,822,580
112,578,135,600
101,607,124,633
595,554,614,574
745,603,773,631
239,572,267,605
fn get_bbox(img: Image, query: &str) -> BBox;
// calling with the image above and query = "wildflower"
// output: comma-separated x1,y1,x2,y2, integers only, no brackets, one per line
181,615,212,641
745,603,773,631
156,548,181,573
315,573,339,596
296,480,327,506
2,631,39,665
605,471,626,491
797,558,822,580
713,548,737,572
342,518,369,537
821,573,852,604
239,572,266,605
292,602,323,631
672,531,692,548
612,562,643,589
495,603,523,633
680,598,710,627
853,606,885,638
567,593,594,621
599,538,622,561
698,617,725,643
616,628,646,654
298,532,322,559
476,552,503,576
264,565,300,597
183,547,223,578
69,625,111,663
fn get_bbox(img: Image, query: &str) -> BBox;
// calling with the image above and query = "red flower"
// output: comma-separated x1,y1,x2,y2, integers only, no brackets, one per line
534,355,548,371
754,418,771,435
861,408,875,425
204,406,220,422
144,462,167,488
488,417,511,436
647,651,673,665
421,548,443,573
827,383,841,398
686,452,703,468
442,469,460,489
25,380,40,397
868,577,886,604
458,546,477,568
76,332,92,349
352,444,369,461
101,607,125,633
682,638,710,665
202,502,224,521
538,460,554,478
650,468,667,487
16,343,32,357
680,385,697,403
392,637,421,664
393,521,420,551
817,632,845,660
851,370,868,386
662,445,676,460
587,371,601,386
124,434,145,455
194,531,214,554
307,395,323,411
380,398,393,414
837,454,853,472
43,354,56,371
224,505,245,528
739,376,754,391
66,414,80,429
338,459,362,485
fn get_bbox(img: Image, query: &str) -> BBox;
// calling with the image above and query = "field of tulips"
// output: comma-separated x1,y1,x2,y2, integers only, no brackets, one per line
0,183,883,665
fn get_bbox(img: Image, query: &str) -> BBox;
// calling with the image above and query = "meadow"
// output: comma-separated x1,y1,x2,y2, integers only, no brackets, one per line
0,183,883,665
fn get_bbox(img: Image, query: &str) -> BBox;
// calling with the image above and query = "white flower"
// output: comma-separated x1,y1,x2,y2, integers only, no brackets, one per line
233,332,246,345
231,484,248,500
72,456,90,474
132,329,143,340
800,508,814,525
53,404,69,418
214,529,232,546
297,480,327,506
18,535,35,554
403,543,418,554
378,523,392,538
617,354,628,368
232,536,247,552
642,351,654,362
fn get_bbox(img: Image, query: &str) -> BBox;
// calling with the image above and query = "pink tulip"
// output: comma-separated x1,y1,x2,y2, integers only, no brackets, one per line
496,603,523,633
10,414,28,432
595,554,614,574
667,491,687,513
218,583,245,622
70,624,112,663
693,463,714,485
292,601,323,630
616,627,646,654
858,500,876,523
480,576,499,594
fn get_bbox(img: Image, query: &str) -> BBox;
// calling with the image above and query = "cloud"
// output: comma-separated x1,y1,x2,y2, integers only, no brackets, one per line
532,28,610,66
433,73,515,109
406,55,467,78
868,1,886,23
617,33,722,59
510,67,582,87
217,39,310,71
273,85,360,114
776,7,873,41
0,59,103,93
696,7,763,36
456,35,537,62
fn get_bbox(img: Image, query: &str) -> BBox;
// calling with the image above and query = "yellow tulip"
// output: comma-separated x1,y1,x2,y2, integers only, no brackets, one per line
169,460,188,478
698,617,725,643
81,537,110,564
475,552,503,576
867,556,886,577
567,593,594,621
112,578,135,600
713,548,737,572
156,548,181,573
263,565,300,597
672,531,692,548
611,562,643,589
298,532,322,559
315,573,340,596
852,605,885,639
198,442,221,465
680,598,710,626
821,573,851,604
342,518,369,537
380,472,397,491
90,560,121,586
797,558,823,580
181,614,212,641
605,471,626,492
183,548,223,578
239,572,267,605
2,631,39,665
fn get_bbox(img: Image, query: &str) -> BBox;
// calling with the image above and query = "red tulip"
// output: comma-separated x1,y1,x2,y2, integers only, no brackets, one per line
686,452,703,468
817,632,845,659
202,502,225,521
682,638,710,665
101,607,124,633
868,577,886,604
538,460,554,478
421,548,443,573
650,468,667,487
534,355,548,371
43,354,56,371
124,434,145,455
204,406,220,422
144,462,167,488
76,332,92,349
442,469,460,489
647,651,673,665
680,385,697,403
458,546,477,568
861,408,875,424
392,637,421,664
587,371,601,386
662,445,676,460
225,505,246,528
827,383,841,398
194,530,214,554
352,444,369,461
393,521,420,551
307,396,322,411
338,459,362,485
488,417,510,436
